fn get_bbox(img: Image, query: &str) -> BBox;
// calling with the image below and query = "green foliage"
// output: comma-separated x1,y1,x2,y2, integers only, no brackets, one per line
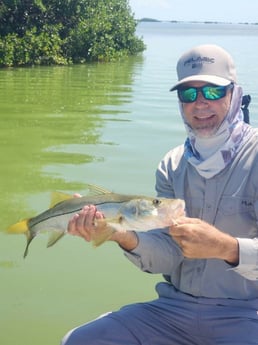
0,25,67,66
0,0,145,67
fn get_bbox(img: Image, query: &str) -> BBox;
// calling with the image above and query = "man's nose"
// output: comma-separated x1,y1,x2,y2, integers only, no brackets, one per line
195,91,208,104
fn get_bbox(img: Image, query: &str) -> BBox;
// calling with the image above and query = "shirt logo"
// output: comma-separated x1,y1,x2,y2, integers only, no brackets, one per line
241,199,253,207
184,56,215,69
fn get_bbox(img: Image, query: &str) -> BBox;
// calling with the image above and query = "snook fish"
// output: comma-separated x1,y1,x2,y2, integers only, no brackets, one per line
7,188,185,258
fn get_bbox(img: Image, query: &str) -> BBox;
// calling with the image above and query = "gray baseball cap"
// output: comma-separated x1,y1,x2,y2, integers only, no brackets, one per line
170,44,237,91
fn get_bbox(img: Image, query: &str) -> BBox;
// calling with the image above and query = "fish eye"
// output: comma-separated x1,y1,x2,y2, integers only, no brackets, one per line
118,215,124,223
153,198,161,206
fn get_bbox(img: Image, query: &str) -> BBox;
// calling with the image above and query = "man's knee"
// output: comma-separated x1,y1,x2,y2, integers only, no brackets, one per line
61,327,95,345
60,312,114,345
61,328,74,345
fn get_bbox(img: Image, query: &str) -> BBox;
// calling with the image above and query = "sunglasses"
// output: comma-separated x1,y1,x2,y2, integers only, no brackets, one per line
177,83,234,103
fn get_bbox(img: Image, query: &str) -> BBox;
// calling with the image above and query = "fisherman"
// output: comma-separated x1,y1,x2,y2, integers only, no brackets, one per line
61,44,258,345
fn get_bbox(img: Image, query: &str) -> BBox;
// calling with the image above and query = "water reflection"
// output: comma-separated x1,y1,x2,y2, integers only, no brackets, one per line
0,56,143,227
1,56,151,345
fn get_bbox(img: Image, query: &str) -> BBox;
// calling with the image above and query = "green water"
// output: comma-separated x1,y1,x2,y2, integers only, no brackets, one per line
0,59,165,344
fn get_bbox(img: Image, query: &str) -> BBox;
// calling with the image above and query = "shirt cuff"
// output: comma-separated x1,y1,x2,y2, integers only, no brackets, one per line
123,232,155,268
230,238,258,280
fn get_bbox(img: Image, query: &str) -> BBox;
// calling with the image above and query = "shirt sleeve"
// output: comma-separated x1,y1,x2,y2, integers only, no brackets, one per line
155,159,175,198
230,238,258,280
124,229,184,274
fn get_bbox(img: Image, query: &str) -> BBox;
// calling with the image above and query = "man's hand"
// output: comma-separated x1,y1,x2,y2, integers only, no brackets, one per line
68,205,105,242
67,204,138,250
169,217,239,265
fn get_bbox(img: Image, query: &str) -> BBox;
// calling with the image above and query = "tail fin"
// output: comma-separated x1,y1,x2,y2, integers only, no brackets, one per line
7,219,29,234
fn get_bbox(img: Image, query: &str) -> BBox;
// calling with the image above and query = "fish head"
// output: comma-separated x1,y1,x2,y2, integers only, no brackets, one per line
154,197,185,224
118,197,185,230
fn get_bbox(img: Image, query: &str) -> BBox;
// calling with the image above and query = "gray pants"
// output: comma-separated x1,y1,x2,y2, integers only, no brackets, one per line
61,284,258,345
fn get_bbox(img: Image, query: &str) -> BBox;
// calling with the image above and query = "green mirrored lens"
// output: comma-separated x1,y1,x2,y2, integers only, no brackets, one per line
179,88,197,102
203,86,225,100
182,88,197,102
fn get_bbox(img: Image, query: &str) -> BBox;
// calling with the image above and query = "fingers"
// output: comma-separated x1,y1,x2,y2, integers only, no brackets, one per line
67,205,104,242
169,222,185,237
68,213,81,236
174,216,202,225
95,210,104,220
169,218,197,248
73,193,82,198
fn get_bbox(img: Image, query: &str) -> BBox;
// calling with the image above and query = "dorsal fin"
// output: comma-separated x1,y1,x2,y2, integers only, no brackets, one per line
50,185,112,208
86,184,112,195
50,191,73,207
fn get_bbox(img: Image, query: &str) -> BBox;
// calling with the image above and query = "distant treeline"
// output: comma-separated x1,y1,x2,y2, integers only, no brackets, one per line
0,0,145,67
138,18,258,25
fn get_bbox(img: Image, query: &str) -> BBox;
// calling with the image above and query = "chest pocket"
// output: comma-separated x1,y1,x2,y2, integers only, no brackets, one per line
218,196,255,216
217,196,258,238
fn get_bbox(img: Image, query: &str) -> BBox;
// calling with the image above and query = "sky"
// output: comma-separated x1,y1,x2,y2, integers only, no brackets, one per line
129,0,258,23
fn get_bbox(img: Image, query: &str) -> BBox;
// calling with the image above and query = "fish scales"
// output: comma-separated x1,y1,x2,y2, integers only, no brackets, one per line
28,194,142,228
7,188,185,258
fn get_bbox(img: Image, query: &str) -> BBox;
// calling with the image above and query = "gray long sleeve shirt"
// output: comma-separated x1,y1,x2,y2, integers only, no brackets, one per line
125,128,258,300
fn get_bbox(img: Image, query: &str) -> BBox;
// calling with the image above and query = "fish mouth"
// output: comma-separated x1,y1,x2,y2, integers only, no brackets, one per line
177,206,185,217
175,204,185,218
171,199,185,217
157,199,185,221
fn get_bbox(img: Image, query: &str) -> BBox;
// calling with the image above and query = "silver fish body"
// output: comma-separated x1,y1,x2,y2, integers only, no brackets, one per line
8,191,185,258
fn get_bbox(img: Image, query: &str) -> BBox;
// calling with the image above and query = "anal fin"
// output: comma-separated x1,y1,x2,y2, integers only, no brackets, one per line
47,230,65,248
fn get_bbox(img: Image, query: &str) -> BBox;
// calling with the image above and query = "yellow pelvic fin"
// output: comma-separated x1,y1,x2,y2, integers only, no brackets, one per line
91,218,121,247
92,226,115,247
7,219,29,234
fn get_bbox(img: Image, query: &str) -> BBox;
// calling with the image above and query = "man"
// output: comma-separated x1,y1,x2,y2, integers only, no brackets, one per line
61,44,258,345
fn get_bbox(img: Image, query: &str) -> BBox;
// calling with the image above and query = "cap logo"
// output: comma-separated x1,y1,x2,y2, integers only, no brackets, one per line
184,56,215,69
